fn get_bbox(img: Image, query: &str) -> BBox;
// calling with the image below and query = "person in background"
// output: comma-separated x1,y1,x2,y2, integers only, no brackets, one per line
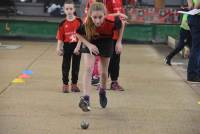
105,0,126,91
56,0,82,93
164,14,191,66
186,0,200,82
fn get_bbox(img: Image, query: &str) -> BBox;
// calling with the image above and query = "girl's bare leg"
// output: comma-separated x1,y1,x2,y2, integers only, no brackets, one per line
99,57,110,89
82,53,96,96
79,53,95,112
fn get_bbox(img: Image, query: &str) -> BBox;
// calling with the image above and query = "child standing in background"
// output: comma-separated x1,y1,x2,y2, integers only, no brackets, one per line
105,0,126,91
56,0,82,93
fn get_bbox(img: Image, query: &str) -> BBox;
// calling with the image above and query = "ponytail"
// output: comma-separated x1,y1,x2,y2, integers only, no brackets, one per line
85,16,97,41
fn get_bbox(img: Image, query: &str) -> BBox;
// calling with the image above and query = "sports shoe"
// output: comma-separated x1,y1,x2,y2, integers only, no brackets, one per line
110,82,124,91
79,96,91,112
187,77,200,82
91,76,100,86
71,84,80,92
164,56,171,66
62,84,69,93
96,84,100,90
99,90,107,108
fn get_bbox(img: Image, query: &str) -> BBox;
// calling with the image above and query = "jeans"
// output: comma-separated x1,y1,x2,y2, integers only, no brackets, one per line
187,15,200,80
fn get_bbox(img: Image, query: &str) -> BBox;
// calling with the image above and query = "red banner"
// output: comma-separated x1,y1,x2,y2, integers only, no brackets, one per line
127,7,180,24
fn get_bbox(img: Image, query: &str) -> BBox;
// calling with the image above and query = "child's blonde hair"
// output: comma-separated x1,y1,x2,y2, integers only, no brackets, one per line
85,2,107,41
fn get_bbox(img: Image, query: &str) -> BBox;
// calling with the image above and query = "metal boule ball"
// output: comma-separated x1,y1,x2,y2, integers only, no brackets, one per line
80,120,89,129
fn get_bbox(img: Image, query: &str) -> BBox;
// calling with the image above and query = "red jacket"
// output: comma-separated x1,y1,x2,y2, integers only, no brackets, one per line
56,17,82,43
104,0,124,40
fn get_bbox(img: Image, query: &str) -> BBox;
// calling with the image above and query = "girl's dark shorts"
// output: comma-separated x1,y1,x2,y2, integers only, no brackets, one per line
80,38,114,57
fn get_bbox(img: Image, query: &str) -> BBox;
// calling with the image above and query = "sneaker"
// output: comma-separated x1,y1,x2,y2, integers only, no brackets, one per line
110,82,124,91
91,76,100,86
96,84,100,90
71,84,80,92
62,84,69,93
79,96,91,112
187,77,200,82
164,56,171,66
99,90,107,108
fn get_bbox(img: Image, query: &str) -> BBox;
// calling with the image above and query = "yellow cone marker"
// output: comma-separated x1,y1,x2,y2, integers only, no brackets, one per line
12,78,25,83
198,101,200,105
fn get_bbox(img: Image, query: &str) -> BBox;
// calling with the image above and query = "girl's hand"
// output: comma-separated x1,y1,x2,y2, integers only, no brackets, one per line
117,12,128,20
56,47,63,56
74,46,80,55
115,41,123,54
88,44,99,55
122,19,129,25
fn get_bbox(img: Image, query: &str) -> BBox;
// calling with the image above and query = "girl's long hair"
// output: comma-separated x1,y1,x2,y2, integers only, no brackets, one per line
85,2,107,41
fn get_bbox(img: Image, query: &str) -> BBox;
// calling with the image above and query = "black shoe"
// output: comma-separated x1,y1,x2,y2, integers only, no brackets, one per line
91,76,100,86
99,91,107,108
187,77,200,82
79,97,91,112
164,56,171,66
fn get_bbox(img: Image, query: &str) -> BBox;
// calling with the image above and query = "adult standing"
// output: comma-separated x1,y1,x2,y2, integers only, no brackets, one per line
187,0,200,82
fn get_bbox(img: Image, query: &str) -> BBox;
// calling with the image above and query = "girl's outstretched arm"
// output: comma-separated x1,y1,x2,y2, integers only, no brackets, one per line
76,34,99,55
107,12,128,20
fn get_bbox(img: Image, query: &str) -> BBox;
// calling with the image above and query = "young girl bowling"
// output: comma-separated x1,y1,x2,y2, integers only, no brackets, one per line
76,2,123,112
83,0,127,87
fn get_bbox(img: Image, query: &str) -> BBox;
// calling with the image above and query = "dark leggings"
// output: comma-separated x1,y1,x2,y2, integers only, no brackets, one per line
167,28,192,60
108,40,120,81
62,43,81,85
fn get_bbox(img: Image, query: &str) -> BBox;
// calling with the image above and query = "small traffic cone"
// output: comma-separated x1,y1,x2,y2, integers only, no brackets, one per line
19,74,30,79
22,70,33,75
12,78,25,84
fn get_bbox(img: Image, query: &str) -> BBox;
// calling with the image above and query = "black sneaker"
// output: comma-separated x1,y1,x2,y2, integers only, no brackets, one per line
91,76,100,86
164,56,171,66
99,90,107,108
79,97,91,112
187,77,200,82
